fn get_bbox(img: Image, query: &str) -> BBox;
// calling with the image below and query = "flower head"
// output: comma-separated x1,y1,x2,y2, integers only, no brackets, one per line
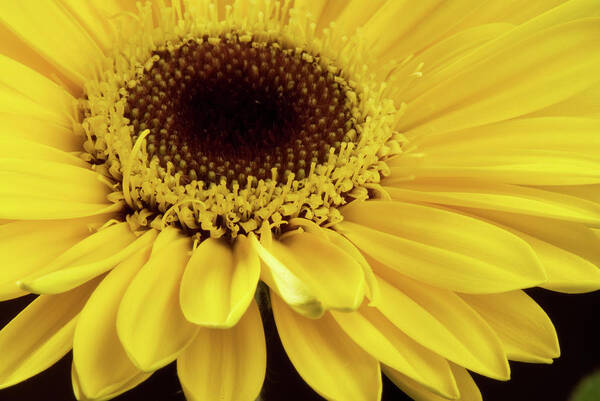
0,1,599,400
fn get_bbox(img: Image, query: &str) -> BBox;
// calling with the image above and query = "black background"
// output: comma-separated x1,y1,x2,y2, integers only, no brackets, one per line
1,288,598,401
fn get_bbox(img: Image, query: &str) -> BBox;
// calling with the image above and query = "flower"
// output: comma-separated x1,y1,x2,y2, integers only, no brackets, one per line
1,0,599,400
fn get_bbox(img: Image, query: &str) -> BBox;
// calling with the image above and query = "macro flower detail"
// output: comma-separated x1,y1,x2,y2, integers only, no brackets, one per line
0,1,599,401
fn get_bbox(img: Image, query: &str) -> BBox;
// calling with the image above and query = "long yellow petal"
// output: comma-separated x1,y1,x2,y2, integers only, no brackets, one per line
73,248,152,400
338,201,545,293
332,305,458,399
177,300,266,401
460,291,559,364
383,177,600,225
384,363,482,401
373,269,509,380
0,54,74,120
71,362,150,401
0,138,87,167
271,292,381,401
0,113,82,151
180,236,260,328
0,0,103,87
117,228,198,371
399,19,600,137
461,210,600,293
0,277,100,389
0,216,105,300
19,224,156,294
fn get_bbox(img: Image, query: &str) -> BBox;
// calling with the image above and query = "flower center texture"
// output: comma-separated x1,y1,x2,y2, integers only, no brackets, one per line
125,36,358,185
78,4,401,240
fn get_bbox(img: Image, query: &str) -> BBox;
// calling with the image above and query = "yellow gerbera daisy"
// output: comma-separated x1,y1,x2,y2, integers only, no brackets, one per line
1,0,599,400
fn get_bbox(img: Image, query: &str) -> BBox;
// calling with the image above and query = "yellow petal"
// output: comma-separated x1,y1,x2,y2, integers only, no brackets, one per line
0,0,103,87
0,138,87,167
338,201,545,293
373,269,509,380
0,217,104,300
383,177,600,225
460,291,559,364
528,81,600,118
377,267,507,378
0,88,72,128
117,228,198,371
0,196,122,220
0,113,82,152
252,234,324,318
73,248,153,399
19,224,156,294
384,363,482,401
0,277,100,389
365,0,488,65
463,210,600,294
323,228,380,305
271,292,381,401
0,53,74,120
332,305,458,399
399,19,600,137
264,231,365,313
180,236,260,328
177,300,266,401
71,362,150,401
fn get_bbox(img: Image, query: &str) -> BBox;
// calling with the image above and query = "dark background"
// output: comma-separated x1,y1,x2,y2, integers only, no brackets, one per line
1,288,598,401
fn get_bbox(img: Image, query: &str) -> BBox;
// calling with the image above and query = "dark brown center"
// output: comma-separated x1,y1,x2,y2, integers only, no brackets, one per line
125,34,357,186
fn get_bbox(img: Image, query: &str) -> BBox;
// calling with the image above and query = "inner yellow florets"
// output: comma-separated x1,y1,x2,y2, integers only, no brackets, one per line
77,1,402,241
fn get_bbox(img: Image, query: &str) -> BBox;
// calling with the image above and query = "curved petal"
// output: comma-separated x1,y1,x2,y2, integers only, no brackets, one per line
73,248,153,400
460,291,559,364
385,363,482,401
19,224,157,294
180,236,260,328
332,305,458,399
71,362,149,401
271,292,381,401
338,201,545,294
117,228,198,372
0,216,105,300
0,138,87,167
264,231,365,313
374,266,510,380
177,300,266,401
0,0,104,87
0,277,100,389
460,209,600,293
0,54,74,121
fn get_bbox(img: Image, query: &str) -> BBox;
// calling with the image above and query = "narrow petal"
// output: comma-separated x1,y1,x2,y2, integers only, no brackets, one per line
19,224,157,294
399,19,600,137
177,300,266,401
0,138,88,167
117,228,198,371
271,292,381,401
73,248,153,399
383,177,600,225
332,306,458,399
0,217,105,300
373,269,510,380
385,363,482,401
260,231,365,314
0,278,100,389
71,363,149,401
0,196,122,220
460,291,559,364
0,0,104,87
0,113,82,152
338,201,545,294
377,277,506,376
180,236,260,328
0,54,74,121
